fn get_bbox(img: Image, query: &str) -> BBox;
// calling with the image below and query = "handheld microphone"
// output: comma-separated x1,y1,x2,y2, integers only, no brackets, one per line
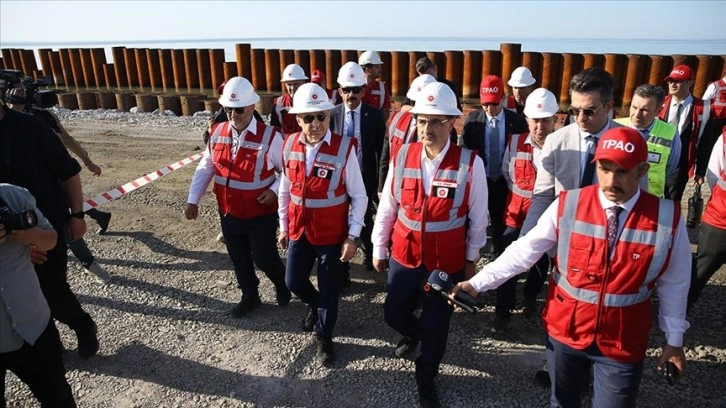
424,270,479,314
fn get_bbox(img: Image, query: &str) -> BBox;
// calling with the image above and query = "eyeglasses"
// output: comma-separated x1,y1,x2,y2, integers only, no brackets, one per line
341,87,363,94
301,113,328,124
224,107,246,114
568,104,603,117
415,117,450,129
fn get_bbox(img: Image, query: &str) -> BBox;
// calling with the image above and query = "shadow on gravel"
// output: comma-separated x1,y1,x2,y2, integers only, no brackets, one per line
96,231,233,272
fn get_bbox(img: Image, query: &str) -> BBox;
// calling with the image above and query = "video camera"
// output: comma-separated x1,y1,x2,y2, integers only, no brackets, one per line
0,201,38,231
0,69,58,110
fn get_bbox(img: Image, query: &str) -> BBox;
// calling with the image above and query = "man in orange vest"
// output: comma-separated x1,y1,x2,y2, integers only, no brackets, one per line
278,83,368,368
271,64,308,135
185,76,291,318
454,127,691,407
688,129,726,309
493,88,559,333
372,82,488,408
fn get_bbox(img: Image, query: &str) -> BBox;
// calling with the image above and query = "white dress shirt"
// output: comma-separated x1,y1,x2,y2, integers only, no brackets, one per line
187,117,283,205
667,94,693,136
578,124,611,185
469,188,691,347
277,130,368,238
706,135,725,191
372,140,489,262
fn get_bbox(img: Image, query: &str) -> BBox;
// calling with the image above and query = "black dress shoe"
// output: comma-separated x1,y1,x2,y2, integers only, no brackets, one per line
95,211,112,235
490,314,511,333
416,379,441,408
229,293,261,318
315,336,335,368
75,319,99,359
395,335,419,358
302,308,318,332
275,285,292,307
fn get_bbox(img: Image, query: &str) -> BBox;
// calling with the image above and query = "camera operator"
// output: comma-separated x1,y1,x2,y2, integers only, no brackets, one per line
0,80,100,359
0,183,76,407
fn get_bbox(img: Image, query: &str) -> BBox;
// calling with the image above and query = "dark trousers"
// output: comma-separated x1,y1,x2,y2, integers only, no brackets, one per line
0,321,76,407
383,258,461,382
546,335,643,408
664,166,689,202
285,234,343,340
220,212,286,296
342,200,376,277
85,208,107,224
495,226,550,316
35,238,93,331
487,177,509,255
688,221,726,308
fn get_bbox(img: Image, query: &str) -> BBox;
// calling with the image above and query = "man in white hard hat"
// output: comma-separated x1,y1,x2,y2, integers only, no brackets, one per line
505,66,537,117
330,62,386,274
359,50,392,123
185,76,292,319
378,74,438,197
271,64,309,135
278,83,368,368
372,82,488,408
493,88,559,333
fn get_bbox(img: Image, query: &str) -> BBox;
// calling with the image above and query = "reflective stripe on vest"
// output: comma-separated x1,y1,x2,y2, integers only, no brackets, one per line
371,81,385,109
507,133,534,199
556,189,675,307
711,80,726,119
614,118,675,197
392,144,472,232
213,125,275,191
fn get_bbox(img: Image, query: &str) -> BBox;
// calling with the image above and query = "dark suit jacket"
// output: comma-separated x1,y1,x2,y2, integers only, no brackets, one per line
330,104,386,200
461,108,528,172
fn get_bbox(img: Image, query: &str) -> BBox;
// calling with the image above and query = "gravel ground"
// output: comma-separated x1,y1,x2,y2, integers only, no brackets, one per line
4,108,725,407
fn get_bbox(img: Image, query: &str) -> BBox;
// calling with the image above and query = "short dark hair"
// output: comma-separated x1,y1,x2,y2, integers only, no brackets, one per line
569,67,614,102
633,84,666,108
415,57,436,75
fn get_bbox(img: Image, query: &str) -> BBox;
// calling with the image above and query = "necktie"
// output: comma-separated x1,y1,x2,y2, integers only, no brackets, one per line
346,111,355,138
489,118,502,180
669,103,682,127
606,206,623,256
580,135,598,187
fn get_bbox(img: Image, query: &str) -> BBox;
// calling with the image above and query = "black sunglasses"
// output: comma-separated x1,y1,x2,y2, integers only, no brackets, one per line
568,104,603,117
341,86,363,94
301,113,328,124
224,107,246,114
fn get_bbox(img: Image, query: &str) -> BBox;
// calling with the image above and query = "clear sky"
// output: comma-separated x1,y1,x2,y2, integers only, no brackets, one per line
2,0,725,45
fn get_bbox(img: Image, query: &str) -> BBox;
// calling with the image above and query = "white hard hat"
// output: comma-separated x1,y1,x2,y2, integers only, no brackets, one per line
337,62,366,87
288,83,336,114
508,66,536,88
406,74,437,101
523,87,559,119
281,64,309,82
358,50,383,66
410,82,462,116
218,76,260,108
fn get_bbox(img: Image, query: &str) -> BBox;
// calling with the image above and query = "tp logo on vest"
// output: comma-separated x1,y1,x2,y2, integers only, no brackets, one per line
602,140,636,153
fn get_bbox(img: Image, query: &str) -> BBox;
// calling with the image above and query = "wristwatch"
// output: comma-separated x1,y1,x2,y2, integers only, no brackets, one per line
347,234,362,246
70,211,85,219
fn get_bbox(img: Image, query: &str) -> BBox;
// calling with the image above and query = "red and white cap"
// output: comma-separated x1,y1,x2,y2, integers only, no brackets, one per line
664,65,694,82
311,69,326,84
480,75,504,104
593,127,648,170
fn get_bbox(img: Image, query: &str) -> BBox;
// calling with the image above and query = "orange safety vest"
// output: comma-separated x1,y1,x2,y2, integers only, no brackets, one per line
659,95,707,177
544,186,679,363
504,132,536,228
273,94,302,135
362,81,389,111
710,79,726,120
210,121,278,220
282,131,354,246
388,111,416,162
702,135,726,230
390,143,475,273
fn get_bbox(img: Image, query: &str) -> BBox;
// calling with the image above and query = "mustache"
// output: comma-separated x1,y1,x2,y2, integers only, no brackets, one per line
603,186,624,194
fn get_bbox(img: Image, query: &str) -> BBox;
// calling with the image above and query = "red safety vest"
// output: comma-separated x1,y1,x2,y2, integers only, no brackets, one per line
710,79,726,120
388,111,416,162
504,95,518,113
544,186,679,363
282,131,354,246
659,95,706,177
702,135,726,230
504,132,536,228
362,81,390,111
209,121,278,220
273,94,302,135
390,143,475,273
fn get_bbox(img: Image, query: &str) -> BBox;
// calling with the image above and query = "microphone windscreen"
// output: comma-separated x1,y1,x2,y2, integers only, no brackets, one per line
427,269,454,292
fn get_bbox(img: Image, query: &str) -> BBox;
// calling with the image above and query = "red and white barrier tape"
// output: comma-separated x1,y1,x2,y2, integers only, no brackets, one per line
82,152,203,211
